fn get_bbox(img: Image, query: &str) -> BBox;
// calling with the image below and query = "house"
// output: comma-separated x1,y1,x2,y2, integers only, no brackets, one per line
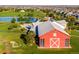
20,9,25,12
66,11,73,16
57,20,68,29
35,21,71,48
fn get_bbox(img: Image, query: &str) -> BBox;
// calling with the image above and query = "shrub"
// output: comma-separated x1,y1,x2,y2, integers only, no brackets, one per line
20,31,35,45
11,18,16,23
8,23,20,30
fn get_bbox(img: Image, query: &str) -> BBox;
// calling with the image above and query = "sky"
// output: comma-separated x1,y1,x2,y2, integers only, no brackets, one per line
0,0,78,5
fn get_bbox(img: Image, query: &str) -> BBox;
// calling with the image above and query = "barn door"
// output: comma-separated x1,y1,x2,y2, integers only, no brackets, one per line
50,38,60,48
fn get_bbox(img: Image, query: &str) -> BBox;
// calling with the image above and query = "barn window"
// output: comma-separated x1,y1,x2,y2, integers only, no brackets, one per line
53,33,57,37
40,39,44,47
65,39,69,47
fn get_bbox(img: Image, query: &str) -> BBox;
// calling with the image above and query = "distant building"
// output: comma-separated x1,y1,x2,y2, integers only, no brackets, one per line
57,20,68,29
20,9,25,12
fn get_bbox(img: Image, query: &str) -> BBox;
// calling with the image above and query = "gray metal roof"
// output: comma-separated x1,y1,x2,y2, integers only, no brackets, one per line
37,21,69,36
37,21,54,36
51,22,69,36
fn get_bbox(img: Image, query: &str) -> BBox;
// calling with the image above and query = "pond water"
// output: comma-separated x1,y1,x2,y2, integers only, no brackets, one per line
0,17,18,22
0,17,38,22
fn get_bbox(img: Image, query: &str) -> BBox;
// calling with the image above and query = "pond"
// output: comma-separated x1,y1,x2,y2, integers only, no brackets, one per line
0,17,38,22
0,17,18,22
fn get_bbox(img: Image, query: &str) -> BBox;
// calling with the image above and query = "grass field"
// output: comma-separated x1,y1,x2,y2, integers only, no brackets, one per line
0,11,27,17
0,22,79,54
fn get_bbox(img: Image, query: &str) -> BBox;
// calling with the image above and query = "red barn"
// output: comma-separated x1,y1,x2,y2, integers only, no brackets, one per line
36,21,71,48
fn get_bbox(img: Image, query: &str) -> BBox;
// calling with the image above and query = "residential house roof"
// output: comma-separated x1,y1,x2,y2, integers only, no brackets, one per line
57,20,68,28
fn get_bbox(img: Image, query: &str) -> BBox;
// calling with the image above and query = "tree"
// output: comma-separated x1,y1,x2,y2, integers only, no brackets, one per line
11,18,16,23
20,34,27,44
8,23,20,30
20,31,35,45
67,16,76,22
66,16,76,30
48,13,53,17
27,12,33,17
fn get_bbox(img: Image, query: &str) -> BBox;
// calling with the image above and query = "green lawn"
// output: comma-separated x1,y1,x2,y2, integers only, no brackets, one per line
0,22,79,54
0,11,27,17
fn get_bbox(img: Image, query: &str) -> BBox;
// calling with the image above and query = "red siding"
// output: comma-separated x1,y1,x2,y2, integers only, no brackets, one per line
39,29,70,48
